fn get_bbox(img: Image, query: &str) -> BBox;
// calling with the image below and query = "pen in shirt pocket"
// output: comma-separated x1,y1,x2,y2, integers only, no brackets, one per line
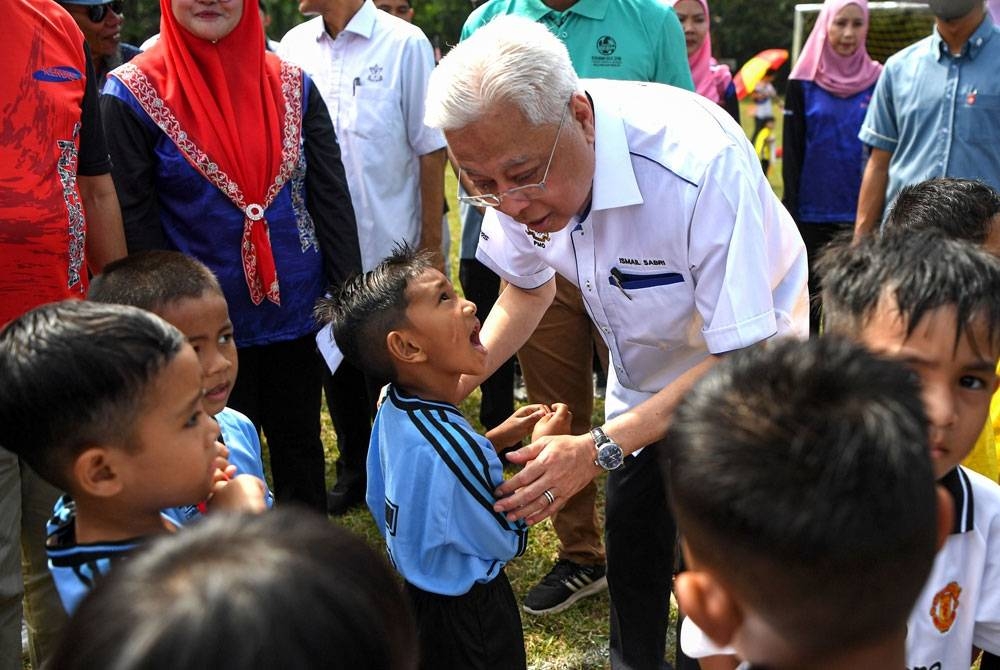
609,268,633,301
353,76,361,96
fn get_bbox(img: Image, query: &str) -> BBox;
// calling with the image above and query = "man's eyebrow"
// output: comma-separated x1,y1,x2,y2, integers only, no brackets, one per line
463,155,534,177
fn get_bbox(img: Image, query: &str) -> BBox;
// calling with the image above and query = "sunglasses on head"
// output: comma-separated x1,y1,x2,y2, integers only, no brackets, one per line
73,1,124,23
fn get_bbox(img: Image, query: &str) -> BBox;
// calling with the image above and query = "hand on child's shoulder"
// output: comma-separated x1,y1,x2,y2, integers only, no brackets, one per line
531,403,572,442
208,474,268,512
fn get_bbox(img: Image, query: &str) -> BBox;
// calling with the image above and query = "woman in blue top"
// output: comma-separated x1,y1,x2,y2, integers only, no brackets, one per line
101,0,361,512
782,0,881,331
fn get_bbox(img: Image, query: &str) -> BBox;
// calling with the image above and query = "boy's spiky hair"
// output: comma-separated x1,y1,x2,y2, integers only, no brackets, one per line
818,232,1000,351
314,244,434,382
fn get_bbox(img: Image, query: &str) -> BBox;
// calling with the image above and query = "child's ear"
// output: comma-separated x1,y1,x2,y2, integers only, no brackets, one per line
675,568,742,649
386,329,427,365
73,447,124,499
934,484,956,551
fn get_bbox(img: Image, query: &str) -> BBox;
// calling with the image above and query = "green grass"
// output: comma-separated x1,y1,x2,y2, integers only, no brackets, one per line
741,97,785,199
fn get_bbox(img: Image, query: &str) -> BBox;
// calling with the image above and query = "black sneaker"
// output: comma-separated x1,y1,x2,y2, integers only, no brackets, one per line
326,479,365,516
522,559,607,615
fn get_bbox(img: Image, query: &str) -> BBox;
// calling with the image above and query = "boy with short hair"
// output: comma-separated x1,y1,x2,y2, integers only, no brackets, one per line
317,246,571,670
88,250,273,520
0,301,266,614
664,337,943,669
883,177,1000,253
820,232,1000,668
882,177,1000,485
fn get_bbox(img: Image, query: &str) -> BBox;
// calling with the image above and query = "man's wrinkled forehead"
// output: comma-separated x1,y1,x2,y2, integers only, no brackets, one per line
445,112,541,172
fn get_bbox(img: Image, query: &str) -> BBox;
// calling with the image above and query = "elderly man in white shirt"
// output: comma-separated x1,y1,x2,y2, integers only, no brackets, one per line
279,0,447,515
425,16,808,669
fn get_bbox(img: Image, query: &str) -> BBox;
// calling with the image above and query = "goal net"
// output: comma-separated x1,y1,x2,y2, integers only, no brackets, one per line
792,2,935,65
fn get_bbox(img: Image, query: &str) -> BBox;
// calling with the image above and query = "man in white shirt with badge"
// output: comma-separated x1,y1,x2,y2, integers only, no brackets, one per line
279,0,447,515
425,16,808,669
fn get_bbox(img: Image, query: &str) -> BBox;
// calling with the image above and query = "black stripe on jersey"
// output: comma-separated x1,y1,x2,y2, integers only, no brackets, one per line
941,466,975,534
388,386,464,419
407,405,520,533
416,407,527,556
70,563,96,591
48,538,139,567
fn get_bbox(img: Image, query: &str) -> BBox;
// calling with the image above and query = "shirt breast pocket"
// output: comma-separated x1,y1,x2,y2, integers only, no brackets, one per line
345,86,400,141
606,268,694,350
958,92,1000,142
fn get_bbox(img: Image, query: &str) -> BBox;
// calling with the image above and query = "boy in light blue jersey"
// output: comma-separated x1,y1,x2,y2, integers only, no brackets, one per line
318,245,570,670
0,302,266,614
88,250,274,522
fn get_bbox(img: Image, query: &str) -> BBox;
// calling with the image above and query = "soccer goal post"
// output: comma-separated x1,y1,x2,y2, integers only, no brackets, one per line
792,2,935,66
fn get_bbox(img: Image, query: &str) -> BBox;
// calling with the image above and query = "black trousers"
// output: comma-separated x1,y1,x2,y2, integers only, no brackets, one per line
796,221,851,334
405,571,526,670
227,333,325,513
606,442,676,670
459,258,515,431
322,359,383,489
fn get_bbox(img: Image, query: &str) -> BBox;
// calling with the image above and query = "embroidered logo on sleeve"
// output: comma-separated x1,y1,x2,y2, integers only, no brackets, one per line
929,581,961,633
525,228,550,248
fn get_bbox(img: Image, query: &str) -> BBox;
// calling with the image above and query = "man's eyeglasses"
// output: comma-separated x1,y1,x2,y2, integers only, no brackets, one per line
457,102,570,209
66,1,124,23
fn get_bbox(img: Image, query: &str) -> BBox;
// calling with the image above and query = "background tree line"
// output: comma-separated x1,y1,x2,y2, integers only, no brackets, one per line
119,0,798,76
118,1,931,91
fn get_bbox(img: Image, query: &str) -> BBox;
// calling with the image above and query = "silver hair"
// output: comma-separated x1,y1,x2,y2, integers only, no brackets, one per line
425,15,580,130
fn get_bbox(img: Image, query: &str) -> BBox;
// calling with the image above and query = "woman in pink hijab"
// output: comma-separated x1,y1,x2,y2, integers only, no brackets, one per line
782,0,882,331
673,0,739,122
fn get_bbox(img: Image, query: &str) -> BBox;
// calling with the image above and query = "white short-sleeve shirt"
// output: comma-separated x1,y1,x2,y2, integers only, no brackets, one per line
278,2,447,271
906,466,1000,669
476,80,808,418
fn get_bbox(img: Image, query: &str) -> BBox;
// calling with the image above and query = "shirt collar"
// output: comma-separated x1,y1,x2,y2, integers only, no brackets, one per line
314,0,377,42
939,466,975,535
931,13,995,62
520,0,608,22
587,87,643,213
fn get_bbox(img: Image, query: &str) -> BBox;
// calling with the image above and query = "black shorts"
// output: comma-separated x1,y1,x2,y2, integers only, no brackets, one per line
405,569,526,670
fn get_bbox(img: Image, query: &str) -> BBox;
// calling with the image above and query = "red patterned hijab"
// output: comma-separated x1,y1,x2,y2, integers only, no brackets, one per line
127,0,289,305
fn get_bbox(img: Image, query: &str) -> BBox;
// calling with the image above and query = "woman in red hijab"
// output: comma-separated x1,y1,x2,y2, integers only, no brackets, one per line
101,0,361,512
672,0,739,122
782,0,882,331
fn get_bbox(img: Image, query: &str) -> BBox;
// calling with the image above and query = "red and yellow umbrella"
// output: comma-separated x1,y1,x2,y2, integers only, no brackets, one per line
733,48,789,100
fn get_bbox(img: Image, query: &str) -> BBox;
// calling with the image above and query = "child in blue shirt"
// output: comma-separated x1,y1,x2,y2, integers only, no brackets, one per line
0,302,266,614
88,250,274,522
318,245,570,670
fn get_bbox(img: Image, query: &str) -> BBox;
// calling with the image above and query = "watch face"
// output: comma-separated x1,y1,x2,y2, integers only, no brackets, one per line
597,442,624,470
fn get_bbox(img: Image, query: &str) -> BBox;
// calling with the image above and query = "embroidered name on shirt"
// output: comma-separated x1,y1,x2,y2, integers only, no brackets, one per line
618,257,667,266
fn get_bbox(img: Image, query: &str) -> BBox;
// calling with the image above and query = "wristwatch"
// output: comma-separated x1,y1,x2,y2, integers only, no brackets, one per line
590,427,624,471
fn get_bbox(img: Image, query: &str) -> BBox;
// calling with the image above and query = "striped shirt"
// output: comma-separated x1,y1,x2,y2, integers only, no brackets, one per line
366,386,527,596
